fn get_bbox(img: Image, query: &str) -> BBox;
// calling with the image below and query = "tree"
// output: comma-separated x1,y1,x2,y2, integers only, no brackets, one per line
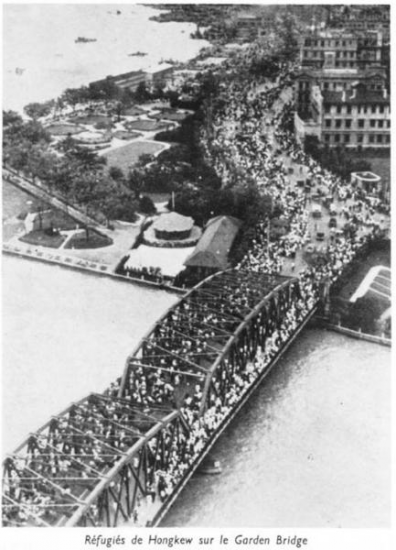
3,110,23,127
66,146,106,171
134,82,150,104
109,166,125,182
127,168,146,199
61,87,88,111
25,144,58,184
24,100,54,120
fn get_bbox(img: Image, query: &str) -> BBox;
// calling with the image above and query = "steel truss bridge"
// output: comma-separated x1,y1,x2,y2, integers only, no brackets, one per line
2,269,317,527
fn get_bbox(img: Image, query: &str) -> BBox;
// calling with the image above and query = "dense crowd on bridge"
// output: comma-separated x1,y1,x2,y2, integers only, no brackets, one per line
4,46,390,528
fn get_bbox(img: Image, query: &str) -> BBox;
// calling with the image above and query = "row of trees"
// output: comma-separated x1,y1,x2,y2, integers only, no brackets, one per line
21,78,170,122
304,136,372,179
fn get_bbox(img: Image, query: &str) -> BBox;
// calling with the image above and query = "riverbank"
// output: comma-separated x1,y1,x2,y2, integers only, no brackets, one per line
312,316,391,347
2,245,184,294
3,4,209,113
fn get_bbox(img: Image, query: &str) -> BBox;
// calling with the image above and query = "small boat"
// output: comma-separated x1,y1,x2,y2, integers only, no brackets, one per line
75,37,97,43
15,68,25,75
128,51,147,57
198,457,222,475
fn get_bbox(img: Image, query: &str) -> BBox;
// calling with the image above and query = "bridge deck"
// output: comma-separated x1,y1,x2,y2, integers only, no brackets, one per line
3,269,313,527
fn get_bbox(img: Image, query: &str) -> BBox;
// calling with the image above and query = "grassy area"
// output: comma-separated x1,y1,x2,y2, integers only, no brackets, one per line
72,114,113,126
45,123,84,136
125,119,172,132
122,106,145,116
2,180,44,220
2,179,84,243
19,229,67,249
64,229,112,249
112,130,141,140
102,141,165,172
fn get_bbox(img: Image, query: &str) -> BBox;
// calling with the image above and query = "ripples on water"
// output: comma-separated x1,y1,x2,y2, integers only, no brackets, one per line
162,330,391,528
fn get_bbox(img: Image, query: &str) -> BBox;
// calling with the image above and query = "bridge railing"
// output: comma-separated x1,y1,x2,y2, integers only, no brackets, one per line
3,269,318,528
2,394,192,527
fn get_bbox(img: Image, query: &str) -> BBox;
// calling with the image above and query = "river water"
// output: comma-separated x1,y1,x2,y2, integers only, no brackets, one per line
162,329,391,529
2,255,178,453
3,4,208,113
2,256,391,527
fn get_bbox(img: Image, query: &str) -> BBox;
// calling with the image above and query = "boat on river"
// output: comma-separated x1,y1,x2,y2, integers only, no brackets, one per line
128,51,147,57
75,37,97,43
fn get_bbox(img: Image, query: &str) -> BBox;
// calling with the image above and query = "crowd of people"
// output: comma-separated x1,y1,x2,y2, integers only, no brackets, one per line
4,47,390,527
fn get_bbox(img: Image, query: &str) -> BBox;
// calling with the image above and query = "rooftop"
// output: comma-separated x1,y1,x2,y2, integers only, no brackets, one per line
145,63,173,74
184,215,242,270
152,212,194,233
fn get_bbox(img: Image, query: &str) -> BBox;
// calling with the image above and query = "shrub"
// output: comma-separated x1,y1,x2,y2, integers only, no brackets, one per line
139,195,156,214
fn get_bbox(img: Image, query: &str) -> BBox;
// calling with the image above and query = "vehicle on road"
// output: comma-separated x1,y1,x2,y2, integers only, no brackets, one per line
312,204,322,218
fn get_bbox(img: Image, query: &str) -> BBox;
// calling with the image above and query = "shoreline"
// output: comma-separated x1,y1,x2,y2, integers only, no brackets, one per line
3,4,210,114
2,245,184,295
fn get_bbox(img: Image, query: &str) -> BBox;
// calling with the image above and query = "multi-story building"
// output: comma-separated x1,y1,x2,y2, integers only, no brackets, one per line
90,64,173,93
144,64,174,87
295,82,390,149
300,28,385,71
295,23,390,149
329,5,390,41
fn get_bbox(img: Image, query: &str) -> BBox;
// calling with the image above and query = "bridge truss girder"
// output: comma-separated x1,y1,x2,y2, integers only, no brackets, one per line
3,269,314,528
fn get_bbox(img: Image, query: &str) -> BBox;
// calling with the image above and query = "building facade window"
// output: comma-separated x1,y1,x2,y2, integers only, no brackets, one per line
358,119,365,128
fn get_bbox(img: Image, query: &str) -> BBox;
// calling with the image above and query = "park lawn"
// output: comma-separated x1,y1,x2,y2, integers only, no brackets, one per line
122,106,145,116
2,180,43,220
102,141,165,172
64,229,112,249
125,119,171,132
112,130,141,140
45,123,84,136
72,114,113,127
19,229,67,249
2,180,79,240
